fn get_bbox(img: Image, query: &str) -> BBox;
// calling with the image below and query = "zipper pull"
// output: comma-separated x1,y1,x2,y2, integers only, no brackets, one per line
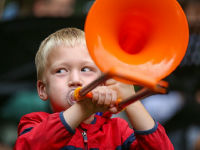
82,131,88,150
82,131,88,143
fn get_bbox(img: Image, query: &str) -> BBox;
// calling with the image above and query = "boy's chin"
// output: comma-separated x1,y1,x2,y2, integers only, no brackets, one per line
51,105,68,113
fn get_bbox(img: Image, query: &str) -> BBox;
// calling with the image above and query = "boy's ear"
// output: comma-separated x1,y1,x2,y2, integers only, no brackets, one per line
37,80,48,101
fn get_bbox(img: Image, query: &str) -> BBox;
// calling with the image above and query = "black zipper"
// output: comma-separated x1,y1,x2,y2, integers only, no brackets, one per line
82,130,88,150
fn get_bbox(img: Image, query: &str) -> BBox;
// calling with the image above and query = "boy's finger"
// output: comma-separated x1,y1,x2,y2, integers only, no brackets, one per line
109,107,118,114
111,91,117,106
104,79,117,86
98,91,106,105
105,92,112,106
92,90,98,103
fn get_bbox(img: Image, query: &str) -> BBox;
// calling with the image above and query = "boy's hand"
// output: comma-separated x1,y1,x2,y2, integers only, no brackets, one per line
90,79,135,114
91,86,118,114
105,79,135,100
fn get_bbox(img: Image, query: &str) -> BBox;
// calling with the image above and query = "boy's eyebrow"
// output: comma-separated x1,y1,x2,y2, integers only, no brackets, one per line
50,60,96,68
50,62,69,69
81,60,97,65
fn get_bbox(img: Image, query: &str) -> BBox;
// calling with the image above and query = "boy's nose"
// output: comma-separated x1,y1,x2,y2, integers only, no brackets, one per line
68,80,82,87
68,71,82,87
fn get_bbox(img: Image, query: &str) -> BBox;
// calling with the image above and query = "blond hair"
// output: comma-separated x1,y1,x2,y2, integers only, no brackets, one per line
35,27,85,80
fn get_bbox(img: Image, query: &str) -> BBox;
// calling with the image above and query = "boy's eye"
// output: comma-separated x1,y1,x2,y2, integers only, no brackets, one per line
56,69,67,73
81,67,91,72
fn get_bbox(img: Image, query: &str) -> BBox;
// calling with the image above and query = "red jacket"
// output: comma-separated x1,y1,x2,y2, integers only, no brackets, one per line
14,112,174,150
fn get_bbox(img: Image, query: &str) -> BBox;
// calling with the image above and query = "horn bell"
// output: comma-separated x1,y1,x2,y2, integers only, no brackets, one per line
85,0,189,88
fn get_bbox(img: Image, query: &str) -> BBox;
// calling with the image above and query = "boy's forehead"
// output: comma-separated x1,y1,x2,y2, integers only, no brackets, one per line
48,44,94,62
63,44,91,56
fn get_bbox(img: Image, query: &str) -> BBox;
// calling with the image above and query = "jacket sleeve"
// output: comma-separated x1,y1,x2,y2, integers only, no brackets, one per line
131,122,174,150
14,112,75,150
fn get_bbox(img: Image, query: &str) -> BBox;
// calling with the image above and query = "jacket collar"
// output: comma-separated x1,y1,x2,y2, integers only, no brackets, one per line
79,115,110,133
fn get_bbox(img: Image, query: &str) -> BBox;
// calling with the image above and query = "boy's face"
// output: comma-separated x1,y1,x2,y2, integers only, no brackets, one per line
37,44,101,112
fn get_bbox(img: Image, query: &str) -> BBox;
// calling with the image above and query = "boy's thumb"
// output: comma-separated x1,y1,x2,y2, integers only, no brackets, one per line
104,79,117,86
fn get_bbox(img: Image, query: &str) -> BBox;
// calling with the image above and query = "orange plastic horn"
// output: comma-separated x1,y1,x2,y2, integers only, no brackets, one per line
85,0,189,89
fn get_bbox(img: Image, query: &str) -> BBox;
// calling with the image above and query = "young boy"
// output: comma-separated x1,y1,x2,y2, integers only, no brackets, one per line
14,28,174,150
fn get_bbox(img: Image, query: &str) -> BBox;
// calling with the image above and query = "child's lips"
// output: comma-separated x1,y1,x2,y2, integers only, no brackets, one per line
66,89,76,106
